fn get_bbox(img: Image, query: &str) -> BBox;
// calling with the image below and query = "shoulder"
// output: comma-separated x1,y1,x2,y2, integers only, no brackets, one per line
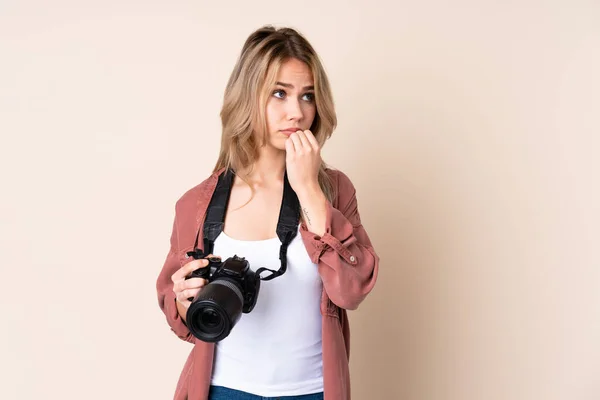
174,168,225,215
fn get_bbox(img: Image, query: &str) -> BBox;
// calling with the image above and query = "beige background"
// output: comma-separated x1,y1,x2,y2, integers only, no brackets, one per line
1,1,599,399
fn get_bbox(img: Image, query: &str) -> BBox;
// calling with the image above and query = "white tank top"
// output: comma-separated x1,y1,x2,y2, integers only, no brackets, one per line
209,227,324,396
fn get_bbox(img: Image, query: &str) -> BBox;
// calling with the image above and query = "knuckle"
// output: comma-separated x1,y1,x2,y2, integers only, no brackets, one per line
175,281,183,292
171,271,180,282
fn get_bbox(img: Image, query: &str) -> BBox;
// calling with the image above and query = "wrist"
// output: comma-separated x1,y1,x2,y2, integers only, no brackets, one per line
295,182,324,202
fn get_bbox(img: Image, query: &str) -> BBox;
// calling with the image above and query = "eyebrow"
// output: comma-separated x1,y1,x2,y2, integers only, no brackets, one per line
275,81,315,91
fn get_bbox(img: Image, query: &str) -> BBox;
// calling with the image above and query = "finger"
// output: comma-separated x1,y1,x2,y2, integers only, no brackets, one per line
303,129,320,151
186,278,208,290
171,259,208,282
290,131,303,154
295,130,312,152
285,136,295,154
177,288,201,302
174,277,207,293
176,298,190,308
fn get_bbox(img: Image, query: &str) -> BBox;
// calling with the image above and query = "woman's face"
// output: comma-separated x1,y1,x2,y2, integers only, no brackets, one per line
264,58,317,151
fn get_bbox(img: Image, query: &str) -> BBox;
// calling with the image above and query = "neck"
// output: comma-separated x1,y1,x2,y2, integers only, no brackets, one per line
241,146,286,186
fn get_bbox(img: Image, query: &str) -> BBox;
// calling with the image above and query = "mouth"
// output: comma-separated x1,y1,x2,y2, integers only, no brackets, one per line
280,128,302,136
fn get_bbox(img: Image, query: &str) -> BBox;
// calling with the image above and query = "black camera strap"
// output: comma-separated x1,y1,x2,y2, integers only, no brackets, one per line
191,168,301,281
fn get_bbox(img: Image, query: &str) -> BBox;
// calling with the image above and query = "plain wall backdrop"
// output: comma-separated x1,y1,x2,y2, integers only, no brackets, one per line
1,1,599,399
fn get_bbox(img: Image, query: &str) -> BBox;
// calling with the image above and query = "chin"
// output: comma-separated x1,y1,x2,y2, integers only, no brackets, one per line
266,137,288,152
272,143,287,152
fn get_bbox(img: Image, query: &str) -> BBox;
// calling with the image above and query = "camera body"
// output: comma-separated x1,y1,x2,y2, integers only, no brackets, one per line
184,249,261,342
187,251,260,313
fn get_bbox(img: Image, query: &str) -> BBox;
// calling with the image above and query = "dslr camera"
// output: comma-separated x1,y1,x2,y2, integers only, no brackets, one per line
184,251,260,342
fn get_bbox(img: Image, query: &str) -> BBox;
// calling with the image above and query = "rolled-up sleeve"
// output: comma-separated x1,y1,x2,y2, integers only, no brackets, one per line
300,173,379,310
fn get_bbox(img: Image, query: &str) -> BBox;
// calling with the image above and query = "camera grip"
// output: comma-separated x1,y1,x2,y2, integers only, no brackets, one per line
188,266,211,280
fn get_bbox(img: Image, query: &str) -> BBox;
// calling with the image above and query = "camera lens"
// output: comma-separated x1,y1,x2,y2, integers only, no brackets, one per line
186,279,244,342
200,308,221,329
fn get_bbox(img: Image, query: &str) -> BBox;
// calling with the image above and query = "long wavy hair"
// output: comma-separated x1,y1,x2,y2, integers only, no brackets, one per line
213,25,338,203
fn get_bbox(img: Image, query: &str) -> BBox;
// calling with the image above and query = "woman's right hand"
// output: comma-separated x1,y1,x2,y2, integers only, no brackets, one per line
171,258,210,317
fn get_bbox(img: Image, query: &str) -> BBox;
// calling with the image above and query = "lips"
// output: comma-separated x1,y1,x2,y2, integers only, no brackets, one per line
280,128,302,135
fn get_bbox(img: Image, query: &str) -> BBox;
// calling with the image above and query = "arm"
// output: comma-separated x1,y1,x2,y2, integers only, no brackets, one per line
155,211,195,343
299,172,379,310
296,184,328,237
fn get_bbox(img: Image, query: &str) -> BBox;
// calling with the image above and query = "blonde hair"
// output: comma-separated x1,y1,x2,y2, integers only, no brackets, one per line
213,25,338,203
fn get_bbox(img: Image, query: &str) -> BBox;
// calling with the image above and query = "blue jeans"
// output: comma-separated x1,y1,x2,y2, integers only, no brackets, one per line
208,385,324,400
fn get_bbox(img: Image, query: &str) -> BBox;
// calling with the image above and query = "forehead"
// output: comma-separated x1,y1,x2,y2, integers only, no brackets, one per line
276,58,314,84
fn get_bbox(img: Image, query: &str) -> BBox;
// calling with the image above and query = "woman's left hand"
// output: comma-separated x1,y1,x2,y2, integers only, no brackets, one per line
285,129,321,196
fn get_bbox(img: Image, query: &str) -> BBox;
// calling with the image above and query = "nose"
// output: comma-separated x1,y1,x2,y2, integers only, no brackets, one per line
285,97,303,121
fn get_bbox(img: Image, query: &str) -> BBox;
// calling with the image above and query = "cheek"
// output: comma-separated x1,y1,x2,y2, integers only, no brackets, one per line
266,101,283,128
265,102,274,125
304,104,317,126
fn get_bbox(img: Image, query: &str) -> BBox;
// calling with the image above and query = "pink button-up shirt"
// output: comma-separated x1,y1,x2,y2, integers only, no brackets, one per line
156,167,379,400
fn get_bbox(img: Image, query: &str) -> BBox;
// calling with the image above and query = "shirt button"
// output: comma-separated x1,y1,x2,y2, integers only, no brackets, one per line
349,255,356,262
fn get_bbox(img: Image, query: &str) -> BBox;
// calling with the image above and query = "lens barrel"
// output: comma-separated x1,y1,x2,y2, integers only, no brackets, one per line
186,279,244,342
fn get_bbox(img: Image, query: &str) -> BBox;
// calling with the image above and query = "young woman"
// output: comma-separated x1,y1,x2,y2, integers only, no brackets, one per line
156,25,379,400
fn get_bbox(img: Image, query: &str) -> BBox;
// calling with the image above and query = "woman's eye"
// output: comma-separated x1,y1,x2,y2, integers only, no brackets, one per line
273,89,286,99
302,93,315,102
